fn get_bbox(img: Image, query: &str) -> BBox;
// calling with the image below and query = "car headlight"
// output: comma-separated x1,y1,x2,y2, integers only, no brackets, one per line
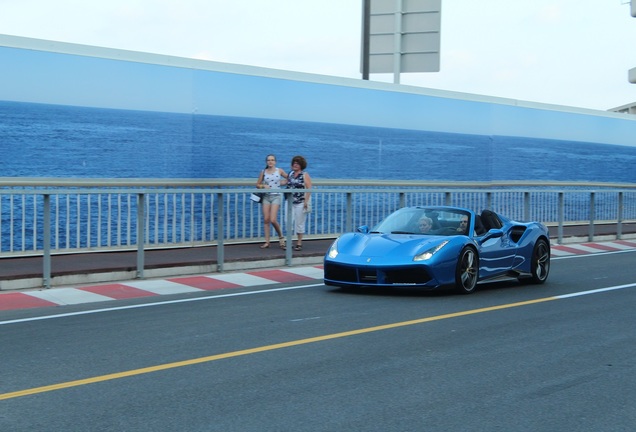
327,239,339,259
413,240,449,262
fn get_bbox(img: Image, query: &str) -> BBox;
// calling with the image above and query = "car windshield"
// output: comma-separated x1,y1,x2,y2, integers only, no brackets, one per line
373,207,471,236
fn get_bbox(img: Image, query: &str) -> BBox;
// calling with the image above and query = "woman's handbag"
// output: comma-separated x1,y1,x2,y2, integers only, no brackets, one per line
250,193,264,203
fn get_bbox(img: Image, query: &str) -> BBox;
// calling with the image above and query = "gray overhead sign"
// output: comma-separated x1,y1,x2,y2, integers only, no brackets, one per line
362,0,441,82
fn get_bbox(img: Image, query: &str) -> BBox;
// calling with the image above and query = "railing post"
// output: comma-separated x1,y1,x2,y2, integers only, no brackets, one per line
136,193,145,279
523,192,530,221
346,193,353,233
588,192,595,241
444,192,451,206
285,191,293,265
557,192,564,244
217,192,225,272
43,194,51,289
617,191,624,240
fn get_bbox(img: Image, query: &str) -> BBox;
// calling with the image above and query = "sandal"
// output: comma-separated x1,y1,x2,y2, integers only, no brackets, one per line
279,238,286,250
259,243,270,249
293,245,302,251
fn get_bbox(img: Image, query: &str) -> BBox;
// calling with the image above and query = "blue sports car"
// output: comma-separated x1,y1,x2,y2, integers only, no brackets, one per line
323,206,550,294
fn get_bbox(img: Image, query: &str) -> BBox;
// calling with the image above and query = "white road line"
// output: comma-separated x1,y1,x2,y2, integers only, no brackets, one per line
556,283,636,299
0,284,324,325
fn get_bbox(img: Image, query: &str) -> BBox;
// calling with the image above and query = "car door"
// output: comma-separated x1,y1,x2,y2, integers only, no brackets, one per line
476,229,517,278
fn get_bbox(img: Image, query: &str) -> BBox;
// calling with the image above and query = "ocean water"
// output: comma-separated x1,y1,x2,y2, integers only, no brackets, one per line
2,100,636,183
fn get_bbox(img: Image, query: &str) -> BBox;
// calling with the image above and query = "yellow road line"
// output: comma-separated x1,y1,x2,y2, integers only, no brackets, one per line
0,296,556,401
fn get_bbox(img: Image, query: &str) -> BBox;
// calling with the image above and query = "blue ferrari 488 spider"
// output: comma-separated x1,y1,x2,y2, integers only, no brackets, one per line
323,206,550,294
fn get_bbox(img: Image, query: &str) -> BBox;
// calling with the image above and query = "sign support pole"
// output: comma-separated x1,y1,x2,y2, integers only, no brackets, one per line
393,0,402,84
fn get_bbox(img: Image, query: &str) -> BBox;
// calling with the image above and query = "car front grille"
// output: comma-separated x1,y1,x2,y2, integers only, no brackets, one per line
324,262,431,286
324,263,358,283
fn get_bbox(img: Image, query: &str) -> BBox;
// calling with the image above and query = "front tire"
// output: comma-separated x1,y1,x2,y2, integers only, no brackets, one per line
455,247,478,294
527,239,550,284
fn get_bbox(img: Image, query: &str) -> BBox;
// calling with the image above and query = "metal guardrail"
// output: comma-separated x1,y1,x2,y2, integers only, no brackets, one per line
2,178,636,288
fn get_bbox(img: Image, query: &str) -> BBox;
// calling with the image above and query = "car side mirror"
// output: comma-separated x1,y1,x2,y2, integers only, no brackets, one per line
356,225,370,234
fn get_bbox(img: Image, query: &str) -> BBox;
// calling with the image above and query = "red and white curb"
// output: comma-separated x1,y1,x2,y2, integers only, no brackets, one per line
0,266,324,311
551,240,636,256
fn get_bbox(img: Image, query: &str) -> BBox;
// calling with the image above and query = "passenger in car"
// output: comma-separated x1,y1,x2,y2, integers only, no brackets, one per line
418,216,433,233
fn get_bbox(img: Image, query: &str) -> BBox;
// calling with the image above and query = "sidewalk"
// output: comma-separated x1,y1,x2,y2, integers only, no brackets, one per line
1,222,635,292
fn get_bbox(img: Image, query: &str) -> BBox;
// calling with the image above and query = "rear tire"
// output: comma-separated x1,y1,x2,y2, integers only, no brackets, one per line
527,239,550,284
455,247,478,294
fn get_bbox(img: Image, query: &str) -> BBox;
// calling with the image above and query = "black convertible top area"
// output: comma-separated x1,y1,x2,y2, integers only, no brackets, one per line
474,209,504,235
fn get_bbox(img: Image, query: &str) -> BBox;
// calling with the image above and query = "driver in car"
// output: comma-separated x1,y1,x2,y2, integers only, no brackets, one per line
456,216,469,234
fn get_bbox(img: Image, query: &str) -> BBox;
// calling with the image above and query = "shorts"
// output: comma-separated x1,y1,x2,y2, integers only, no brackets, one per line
262,193,282,205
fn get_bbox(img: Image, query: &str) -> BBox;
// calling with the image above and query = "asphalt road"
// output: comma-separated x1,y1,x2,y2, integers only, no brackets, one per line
1,250,636,432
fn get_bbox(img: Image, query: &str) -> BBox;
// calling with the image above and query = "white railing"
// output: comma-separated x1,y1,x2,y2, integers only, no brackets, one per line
2,178,636,288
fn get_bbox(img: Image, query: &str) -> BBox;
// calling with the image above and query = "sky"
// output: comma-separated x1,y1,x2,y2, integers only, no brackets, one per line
1,0,636,112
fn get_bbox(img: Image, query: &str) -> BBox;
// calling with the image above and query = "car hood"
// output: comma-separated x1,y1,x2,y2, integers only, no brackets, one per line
335,232,447,257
